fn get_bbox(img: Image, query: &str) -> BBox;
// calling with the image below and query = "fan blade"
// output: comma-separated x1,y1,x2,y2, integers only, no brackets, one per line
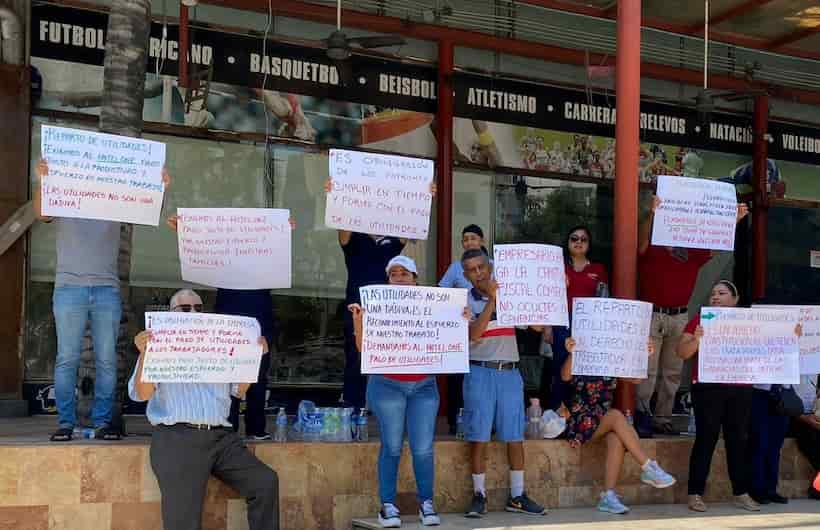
348,35,406,48
332,59,355,88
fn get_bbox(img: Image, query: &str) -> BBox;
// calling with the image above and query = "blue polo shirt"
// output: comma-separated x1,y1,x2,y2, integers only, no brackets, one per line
342,232,405,303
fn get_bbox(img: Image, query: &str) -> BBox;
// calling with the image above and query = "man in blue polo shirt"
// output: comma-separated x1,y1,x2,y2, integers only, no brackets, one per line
460,249,547,518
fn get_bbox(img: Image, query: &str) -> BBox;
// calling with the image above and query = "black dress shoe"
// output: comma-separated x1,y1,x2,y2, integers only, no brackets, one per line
768,493,789,504
808,487,820,500
749,493,771,505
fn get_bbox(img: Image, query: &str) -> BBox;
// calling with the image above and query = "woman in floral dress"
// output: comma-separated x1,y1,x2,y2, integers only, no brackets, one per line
562,337,676,514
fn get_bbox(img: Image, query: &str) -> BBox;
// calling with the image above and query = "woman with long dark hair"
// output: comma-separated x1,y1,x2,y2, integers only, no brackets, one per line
677,280,800,512
543,225,608,411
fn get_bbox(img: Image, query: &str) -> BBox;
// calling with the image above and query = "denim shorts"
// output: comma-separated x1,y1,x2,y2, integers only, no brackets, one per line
462,364,525,442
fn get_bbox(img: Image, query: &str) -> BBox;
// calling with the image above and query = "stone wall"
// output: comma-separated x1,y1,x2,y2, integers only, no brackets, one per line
0,438,813,530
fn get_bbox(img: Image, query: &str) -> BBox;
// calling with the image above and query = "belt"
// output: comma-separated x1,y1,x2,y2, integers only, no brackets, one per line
654,305,688,316
179,423,228,430
470,360,518,371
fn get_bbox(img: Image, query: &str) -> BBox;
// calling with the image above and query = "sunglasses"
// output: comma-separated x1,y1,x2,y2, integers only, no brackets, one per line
173,304,203,312
569,235,589,243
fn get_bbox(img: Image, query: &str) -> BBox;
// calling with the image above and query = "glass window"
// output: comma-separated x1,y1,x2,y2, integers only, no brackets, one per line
26,118,437,388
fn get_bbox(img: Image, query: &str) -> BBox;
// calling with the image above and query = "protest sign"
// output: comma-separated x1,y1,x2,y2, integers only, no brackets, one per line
698,307,801,385
177,208,291,290
359,285,469,374
493,244,568,327
651,175,738,251
142,312,263,383
756,305,820,374
40,125,166,225
325,148,434,240
570,298,653,378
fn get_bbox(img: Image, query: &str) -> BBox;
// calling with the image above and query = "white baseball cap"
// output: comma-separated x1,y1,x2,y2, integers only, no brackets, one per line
385,255,418,276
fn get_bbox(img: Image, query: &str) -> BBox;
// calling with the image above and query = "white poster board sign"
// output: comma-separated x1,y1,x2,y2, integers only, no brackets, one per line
756,305,820,375
651,175,737,251
40,125,166,225
698,307,800,384
177,208,291,290
325,148,434,240
570,298,653,378
493,244,568,327
359,285,469,374
142,312,263,383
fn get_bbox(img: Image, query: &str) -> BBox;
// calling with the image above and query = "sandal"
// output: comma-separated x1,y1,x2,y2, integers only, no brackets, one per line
50,427,73,442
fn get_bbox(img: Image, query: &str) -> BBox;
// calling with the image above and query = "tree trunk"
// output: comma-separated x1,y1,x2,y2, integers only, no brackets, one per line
76,0,151,430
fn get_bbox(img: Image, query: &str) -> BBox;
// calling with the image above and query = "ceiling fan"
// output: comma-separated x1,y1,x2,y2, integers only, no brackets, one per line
321,0,406,84
694,0,766,121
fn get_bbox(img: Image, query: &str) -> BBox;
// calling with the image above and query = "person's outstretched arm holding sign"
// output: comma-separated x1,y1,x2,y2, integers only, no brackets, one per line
323,177,437,409
128,289,278,530
38,157,170,443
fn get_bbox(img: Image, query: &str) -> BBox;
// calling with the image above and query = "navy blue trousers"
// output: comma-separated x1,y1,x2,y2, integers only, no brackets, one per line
750,388,789,497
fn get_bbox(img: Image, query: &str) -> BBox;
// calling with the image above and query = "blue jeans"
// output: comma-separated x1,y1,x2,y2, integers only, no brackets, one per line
53,285,121,429
750,389,789,497
548,326,572,410
366,375,439,504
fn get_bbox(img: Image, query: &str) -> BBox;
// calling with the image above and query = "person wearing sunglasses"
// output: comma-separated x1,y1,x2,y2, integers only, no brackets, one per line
542,226,608,412
167,214,294,441
129,289,279,530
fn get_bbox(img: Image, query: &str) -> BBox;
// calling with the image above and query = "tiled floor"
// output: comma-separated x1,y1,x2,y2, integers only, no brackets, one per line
353,500,820,529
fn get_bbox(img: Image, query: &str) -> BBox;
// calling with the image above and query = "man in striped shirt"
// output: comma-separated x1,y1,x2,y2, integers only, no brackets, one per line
460,249,547,519
129,289,279,530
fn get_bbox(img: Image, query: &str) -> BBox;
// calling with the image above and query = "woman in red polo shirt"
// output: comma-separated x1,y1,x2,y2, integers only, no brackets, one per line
545,226,609,411
677,280,760,513
350,256,442,528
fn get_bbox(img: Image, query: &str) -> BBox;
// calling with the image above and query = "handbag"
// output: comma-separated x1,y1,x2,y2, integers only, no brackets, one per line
770,385,805,417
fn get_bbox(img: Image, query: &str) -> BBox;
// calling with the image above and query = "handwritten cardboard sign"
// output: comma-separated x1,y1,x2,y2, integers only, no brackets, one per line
359,285,469,374
325,148,434,240
570,298,653,378
699,307,801,385
493,244,568,327
40,125,166,225
756,305,820,374
651,175,737,251
177,208,291,290
142,312,263,383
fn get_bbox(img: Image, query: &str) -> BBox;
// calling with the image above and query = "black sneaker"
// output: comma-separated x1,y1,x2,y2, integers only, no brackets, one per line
248,432,272,441
768,493,789,504
506,492,547,515
809,487,820,501
464,492,487,518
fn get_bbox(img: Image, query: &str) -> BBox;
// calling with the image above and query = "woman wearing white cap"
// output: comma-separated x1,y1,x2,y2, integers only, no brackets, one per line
349,255,446,527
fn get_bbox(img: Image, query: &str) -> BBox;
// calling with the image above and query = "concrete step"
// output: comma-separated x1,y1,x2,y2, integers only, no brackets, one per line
352,500,820,529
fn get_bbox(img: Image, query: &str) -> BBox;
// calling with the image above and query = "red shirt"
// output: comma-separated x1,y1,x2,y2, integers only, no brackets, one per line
684,315,702,384
638,246,711,308
566,262,608,309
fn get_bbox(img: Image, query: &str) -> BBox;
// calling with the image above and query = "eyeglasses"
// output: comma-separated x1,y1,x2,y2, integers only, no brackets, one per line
172,304,203,312
569,235,589,243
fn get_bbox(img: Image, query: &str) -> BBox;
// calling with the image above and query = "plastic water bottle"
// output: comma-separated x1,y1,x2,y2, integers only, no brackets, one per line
274,407,288,443
526,398,543,439
75,427,95,439
356,408,369,442
686,407,696,436
340,408,353,442
455,408,465,440
625,409,634,428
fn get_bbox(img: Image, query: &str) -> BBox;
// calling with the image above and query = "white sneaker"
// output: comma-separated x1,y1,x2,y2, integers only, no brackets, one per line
378,503,401,528
419,499,441,526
